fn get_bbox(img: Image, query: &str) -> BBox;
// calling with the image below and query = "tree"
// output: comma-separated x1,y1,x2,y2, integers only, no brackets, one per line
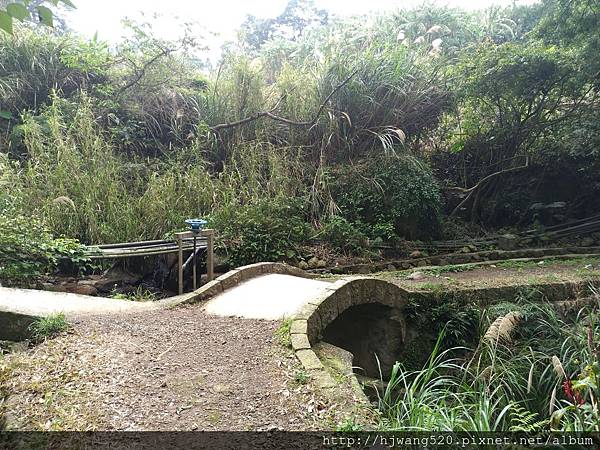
445,40,595,220
239,0,328,51
537,0,600,82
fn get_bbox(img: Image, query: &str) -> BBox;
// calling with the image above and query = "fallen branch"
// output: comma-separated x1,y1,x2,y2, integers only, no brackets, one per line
449,158,529,217
210,69,359,132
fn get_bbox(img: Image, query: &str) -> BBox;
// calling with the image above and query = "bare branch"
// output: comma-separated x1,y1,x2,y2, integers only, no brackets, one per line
118,45,177,95
449,157,529,217
210,69,359,132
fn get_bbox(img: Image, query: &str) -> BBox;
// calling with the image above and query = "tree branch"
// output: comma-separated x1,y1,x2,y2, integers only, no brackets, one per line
210,69,358,132
449,157,529,217
118,45,177,95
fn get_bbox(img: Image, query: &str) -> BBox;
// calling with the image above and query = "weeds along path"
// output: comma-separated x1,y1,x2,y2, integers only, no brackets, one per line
2,305,344,431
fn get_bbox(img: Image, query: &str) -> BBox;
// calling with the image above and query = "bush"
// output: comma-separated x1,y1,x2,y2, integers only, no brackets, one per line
317,216,368,255
0,211,90,286
209,198,310,267
332,155,442,240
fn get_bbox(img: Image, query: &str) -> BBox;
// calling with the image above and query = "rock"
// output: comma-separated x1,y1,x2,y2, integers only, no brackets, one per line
307,257,320,269
407,271,425,280
41,282,67,293
498,234,519,251
409,250,423,259
68,284,98,296
297,260,309,270
386,264,397,271
94,266,142,293
357,265,371,274
317,259,327,268
460,246,471,253
580,237,595,247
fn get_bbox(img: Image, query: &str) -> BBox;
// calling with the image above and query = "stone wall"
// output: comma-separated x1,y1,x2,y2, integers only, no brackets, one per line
289,277,409,389
311,248,600,275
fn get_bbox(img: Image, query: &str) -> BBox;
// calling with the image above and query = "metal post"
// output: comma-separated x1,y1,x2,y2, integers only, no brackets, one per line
192,234,197,291
177,236,183,295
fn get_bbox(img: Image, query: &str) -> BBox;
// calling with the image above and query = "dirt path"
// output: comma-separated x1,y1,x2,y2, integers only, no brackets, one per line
2,305,347,431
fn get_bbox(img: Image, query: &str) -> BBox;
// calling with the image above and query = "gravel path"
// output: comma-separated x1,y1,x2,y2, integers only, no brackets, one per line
3,305,345,431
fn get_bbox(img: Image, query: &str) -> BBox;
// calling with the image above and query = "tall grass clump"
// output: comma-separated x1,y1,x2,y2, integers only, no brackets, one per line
18,94,144,243
378,299,600,432
12,92,309,246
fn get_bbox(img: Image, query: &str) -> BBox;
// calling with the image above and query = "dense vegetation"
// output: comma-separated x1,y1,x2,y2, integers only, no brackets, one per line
380,295,600,432
0,0,599,435
0,0,599,282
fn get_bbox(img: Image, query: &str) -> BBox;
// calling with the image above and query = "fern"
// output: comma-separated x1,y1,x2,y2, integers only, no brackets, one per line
509,402,549,432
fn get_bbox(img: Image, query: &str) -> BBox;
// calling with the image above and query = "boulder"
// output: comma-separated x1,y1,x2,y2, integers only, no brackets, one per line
580,237,595,247
93,266,142,292
407,271,425,280
307,257,320,269
498,234,519,251
69,284,98,296
409,250,423,259
297,260,309,270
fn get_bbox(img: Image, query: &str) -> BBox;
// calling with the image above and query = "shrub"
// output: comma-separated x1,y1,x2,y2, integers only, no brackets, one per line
0,211,90,286
209,197,310,267
332,155,442,240
317,215,368,256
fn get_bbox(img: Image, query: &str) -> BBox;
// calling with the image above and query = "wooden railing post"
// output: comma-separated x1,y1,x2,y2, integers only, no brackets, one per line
176,233,184,295
205,229,215,282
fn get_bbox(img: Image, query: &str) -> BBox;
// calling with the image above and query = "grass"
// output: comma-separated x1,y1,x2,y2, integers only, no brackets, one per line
276,318,293,349
1,337,106,430
377,297,600,432
29,314,69,341
293,369,309,385
417,282,446,293
336,417,365,432
111,286,157,302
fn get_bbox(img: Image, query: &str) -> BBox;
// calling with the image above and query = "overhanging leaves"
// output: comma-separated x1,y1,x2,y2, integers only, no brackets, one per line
0,11,13,34
37,6,53,27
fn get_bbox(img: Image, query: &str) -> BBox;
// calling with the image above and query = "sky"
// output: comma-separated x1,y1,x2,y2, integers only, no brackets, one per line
64,0,534,59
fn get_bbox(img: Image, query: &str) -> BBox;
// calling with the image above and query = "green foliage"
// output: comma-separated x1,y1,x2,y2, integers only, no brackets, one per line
210,198,310,267
448,40,582,165
317,216,367,256
336,418,364,432
332,155,442,240
0,0,598,275
0,1,75,34
0,210,89,286
110,286,156,302
276,318,293,348
293,369,309,385
29,313,69,340
380,298,600,432
430,302,481,348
